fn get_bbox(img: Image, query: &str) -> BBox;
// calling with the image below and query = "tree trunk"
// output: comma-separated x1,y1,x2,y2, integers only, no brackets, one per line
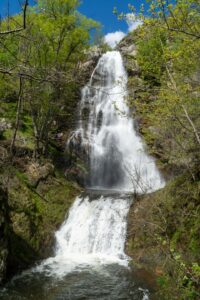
10,76,24,156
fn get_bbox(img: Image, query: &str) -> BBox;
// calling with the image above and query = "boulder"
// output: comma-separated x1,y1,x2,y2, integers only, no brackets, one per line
125,58,140,76
81,60,95,70
26,162,55,187
120,44,137,56
86,46,102,60
0,118,11,137
80,47,102,82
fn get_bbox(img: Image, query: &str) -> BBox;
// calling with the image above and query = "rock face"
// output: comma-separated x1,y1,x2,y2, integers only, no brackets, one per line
65,132,89,186
118,34,165,170
79,46,102,83
0,185,9,284
119,44,137,57
125,58,140,76
26,162,55,187
64,47,103,186
0,160,81,281
118,36,141,82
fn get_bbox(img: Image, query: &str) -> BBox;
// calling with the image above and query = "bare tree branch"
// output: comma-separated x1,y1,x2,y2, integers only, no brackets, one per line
182,104,200,145
10,76,24,155
0,0,28,35
159,0,200,39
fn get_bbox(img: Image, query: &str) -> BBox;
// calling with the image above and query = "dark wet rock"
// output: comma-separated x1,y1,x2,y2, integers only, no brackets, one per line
65,132,89,186
97,110,103,130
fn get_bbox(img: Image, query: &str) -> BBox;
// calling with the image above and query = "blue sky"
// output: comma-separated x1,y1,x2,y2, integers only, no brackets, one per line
0,0,143,31
0,0,35,18
79,0,141,34
0,0,144,47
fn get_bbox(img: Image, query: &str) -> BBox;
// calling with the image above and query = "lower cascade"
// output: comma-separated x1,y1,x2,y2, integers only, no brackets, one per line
0,51,164,300
55,195,131,261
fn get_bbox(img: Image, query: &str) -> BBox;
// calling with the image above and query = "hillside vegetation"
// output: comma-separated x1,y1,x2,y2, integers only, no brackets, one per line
122,1,200,299
0,0,99,158
0,0,98,283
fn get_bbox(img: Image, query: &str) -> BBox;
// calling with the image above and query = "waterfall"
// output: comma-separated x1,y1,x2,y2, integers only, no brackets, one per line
1,51,163,299
55,195,131,260
38,51,164,277
69,51,164,193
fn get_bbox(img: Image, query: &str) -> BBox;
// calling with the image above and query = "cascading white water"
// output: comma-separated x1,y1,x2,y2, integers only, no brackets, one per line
36,194,132,277
56,195,131,260
1,51,163,299
69,51,164,192
37,51,164,281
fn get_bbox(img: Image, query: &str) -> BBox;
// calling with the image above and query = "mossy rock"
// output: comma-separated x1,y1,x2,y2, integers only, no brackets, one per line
0,162,81,279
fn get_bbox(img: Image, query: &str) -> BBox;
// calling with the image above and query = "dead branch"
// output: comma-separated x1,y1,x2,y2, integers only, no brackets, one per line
182,104,200,145
0,0,28,35
10,76,24,155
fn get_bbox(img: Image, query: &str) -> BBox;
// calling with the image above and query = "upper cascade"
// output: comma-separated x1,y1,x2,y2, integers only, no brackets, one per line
69,51,164,193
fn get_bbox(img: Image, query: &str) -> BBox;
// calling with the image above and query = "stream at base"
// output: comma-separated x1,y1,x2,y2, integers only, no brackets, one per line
0,192,152,300
0,263,151,300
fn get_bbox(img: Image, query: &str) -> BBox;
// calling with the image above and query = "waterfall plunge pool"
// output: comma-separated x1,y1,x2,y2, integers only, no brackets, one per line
0,194,153,300
0,262,152,300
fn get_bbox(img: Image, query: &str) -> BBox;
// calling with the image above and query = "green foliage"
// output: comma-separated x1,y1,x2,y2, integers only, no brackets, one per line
127,0,200,179
0,0,100,156
157,275,169,289
136,21,167,84
126,175,200,299
124,1,200,298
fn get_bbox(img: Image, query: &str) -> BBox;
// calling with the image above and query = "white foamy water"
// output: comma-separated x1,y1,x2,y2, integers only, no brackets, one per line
36,194,132,277
37,51,164,279
56,195,131,258
69,51,164,193
28,52,165,300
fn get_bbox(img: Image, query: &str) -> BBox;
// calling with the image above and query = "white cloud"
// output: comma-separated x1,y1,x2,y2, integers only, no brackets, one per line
126,13,142,32
104,14,142,49
104,31,126,49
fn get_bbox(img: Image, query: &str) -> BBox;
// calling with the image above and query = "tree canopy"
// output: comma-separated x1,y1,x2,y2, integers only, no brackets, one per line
0,0,100,157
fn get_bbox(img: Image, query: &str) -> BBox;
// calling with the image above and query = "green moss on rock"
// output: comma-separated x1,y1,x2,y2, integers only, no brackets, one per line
0,162,81,279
